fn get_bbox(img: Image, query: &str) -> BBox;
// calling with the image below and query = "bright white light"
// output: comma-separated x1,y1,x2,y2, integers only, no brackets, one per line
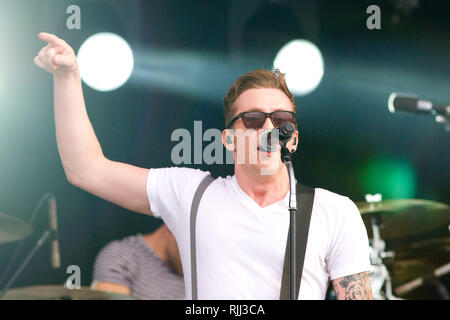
273,39,324,96
77,32,134,92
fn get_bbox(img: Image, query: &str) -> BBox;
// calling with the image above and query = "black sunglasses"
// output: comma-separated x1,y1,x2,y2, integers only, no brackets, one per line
226,111,297,129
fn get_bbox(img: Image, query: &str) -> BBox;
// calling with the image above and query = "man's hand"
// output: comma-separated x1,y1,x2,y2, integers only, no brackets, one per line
332,272,373,300
34,32,78,76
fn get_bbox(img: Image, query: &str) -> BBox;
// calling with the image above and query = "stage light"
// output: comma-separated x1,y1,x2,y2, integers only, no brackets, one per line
77,32,134,92
273,39,324,96
360,156,417,199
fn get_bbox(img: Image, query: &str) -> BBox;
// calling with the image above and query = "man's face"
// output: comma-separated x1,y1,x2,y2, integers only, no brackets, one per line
224,88,298,176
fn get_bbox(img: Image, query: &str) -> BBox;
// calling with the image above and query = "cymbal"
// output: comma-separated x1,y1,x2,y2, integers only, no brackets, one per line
356,199,449,240
357,199,449,214
0,212,32,244
1,285,139,300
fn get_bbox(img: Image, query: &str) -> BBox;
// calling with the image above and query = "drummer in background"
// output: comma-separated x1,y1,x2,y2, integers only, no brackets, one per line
91,223,185,299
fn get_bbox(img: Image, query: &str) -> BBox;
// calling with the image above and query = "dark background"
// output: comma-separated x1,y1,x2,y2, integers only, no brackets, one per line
0,0,448,299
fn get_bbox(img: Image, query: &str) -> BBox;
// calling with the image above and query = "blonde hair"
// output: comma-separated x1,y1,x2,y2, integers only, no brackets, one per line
223,69,296,127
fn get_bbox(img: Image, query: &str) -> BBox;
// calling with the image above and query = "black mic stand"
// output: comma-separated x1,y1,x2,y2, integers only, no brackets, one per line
281,145,297,300
0,229,56,299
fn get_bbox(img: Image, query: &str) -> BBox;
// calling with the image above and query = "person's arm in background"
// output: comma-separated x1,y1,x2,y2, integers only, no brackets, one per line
91,281,131,295
34,32,151,214
91,240,134,296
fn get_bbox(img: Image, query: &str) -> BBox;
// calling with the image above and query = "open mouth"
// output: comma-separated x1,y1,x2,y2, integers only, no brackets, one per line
258,129,281,154
257,145,280,153
257,146,279,157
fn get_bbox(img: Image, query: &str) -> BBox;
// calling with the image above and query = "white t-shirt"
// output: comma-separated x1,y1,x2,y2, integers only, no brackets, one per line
146,167,370,300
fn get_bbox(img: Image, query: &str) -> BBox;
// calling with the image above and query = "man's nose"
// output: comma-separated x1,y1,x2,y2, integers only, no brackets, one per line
261,116,274,130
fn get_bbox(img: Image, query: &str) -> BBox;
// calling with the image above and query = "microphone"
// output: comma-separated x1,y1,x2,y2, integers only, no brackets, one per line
259,122,295,152
388,93,450,116
48,196,61,269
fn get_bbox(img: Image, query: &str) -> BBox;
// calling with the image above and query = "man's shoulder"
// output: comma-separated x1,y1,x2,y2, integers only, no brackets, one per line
312,187,360,217
151,166,234,189
99,234,143,257
149,166,214,184
314,187,353,204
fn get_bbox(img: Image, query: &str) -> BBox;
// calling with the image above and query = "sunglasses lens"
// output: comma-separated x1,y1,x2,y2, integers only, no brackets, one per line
272,111,296,127
242,112,266,129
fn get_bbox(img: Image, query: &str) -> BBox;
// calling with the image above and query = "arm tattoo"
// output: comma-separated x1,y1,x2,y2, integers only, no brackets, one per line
332,272,373,300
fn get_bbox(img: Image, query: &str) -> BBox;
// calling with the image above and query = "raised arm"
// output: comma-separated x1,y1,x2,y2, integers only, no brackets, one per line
34,32,151,214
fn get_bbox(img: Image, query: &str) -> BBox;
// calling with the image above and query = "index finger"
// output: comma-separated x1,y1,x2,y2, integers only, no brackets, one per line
38,32,59,44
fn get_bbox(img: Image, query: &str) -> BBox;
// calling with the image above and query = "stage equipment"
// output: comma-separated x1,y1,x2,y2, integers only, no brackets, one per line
1,285,138,300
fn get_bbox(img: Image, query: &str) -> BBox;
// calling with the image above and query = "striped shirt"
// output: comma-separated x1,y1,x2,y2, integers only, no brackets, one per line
92,234,185,300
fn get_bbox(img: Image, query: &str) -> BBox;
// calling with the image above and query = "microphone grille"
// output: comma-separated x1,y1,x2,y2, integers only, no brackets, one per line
280,122,295,135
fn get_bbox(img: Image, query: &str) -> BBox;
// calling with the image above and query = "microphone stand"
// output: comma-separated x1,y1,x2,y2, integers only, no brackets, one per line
0,229,56,299
281,145,297,300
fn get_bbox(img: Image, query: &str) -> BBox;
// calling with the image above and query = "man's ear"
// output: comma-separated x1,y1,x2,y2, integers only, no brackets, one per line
222,129,234,151
287,130,299,153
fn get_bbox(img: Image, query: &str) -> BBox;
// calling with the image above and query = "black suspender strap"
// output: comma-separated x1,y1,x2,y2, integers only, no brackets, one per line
189,177,315,300
280,182,315,300
190,175,214,300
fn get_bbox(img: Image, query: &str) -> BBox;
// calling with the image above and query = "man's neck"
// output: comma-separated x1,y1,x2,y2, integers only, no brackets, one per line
235,164,290,208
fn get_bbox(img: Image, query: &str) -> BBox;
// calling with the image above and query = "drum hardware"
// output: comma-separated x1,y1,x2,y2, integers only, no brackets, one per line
0,211,33,289
0,229,56,299
395,262,450,298
391,237,450,299
369,215,403,300
358,195,449,300
0,285,138,300
0,193,56,299
0,212,32,244
362,194,400,300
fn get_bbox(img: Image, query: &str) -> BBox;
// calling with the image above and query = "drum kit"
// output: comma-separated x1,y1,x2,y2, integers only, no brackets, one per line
0,196,449,300
357,195,450,300
1,285,138,300
0,210,139,300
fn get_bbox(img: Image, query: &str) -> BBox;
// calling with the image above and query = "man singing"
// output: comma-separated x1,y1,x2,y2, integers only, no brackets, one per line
34,32,372,300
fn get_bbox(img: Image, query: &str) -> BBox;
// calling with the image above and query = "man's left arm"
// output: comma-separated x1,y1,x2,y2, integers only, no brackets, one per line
332,271,373,300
